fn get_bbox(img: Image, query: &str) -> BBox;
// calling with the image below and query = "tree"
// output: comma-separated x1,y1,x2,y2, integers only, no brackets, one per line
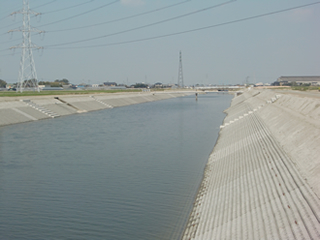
55,79,69,85
134,83,148,88
0,79,7,88
61,78,69,85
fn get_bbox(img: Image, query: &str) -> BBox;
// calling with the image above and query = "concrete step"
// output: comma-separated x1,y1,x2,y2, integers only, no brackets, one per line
22,99,60,118
90,96,113,108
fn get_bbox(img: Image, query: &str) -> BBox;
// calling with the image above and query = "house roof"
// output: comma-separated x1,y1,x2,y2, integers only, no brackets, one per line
277,76,320,82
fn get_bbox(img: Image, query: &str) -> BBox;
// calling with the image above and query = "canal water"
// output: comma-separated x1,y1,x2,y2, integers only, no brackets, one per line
0,93,232,240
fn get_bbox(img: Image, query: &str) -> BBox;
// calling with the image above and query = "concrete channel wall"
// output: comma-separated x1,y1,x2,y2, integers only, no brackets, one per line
0,92,192,127
182,89,320,240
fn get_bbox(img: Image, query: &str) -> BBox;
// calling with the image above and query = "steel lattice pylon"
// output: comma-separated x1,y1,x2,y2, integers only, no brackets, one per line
9,0,43,92
177,51,184,88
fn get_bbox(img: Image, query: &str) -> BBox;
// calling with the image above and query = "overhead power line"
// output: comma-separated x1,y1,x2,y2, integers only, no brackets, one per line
0,37,21,45
47,0,191,33
0,0,190,50
0,1,56,29
37,0,118,28
44,0,236,48
0,0,95,35
0,19,20,31
46,1,320,50
0,14,11,22
42,0,95,15
0,2,23,20
32,0,57,10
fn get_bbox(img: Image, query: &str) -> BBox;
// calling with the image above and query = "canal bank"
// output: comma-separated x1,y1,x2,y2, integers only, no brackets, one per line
182,89,320,239
0,91,192,127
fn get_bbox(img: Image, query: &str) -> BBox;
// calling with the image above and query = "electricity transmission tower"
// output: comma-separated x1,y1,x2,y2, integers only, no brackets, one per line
177,51,184,88
9,0,43,92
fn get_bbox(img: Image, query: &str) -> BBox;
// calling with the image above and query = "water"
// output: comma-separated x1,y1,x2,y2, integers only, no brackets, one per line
0,93,232,240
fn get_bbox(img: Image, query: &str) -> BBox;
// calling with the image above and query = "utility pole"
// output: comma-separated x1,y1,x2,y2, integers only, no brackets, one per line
9,0,43,92
177,51,184,88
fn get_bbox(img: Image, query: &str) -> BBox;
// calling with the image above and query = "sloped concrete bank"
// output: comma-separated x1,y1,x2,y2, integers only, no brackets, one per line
182,89,320,239
0,92,192,127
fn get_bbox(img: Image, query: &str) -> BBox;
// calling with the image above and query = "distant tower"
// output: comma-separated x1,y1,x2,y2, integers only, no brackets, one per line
9,0,43,92
177,51,184,88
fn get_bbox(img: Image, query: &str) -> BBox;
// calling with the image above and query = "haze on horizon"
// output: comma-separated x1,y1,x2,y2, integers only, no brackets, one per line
0,0,319,86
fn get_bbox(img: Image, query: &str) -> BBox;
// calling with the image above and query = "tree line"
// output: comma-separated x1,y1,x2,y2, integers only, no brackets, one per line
38,79,69,87
0,79,70,88
0,79,7,88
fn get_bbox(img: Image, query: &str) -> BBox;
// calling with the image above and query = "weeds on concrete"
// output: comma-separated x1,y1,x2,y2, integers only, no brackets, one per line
0,89,141,97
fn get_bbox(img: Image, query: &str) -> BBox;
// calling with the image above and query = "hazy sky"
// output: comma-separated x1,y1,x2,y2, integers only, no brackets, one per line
0,0,319,85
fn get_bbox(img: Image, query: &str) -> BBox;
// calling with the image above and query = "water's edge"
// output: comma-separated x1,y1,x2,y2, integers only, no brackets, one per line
0,91,194,127
181,89,320,239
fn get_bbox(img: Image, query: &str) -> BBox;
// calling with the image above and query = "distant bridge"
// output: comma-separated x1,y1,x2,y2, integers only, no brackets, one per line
195,86,243,91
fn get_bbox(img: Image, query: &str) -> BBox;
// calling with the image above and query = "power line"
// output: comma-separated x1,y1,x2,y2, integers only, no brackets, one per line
0,48,10,53
47,1,320,50
1,1,89,21
0,31,40,43
47,0,191,33
41,0,94,15
44,0,236,48
37,0,118,28
0,19,20,31
0,1,114,51
0,0,186,39
0,2,23,20
0,14,11,21
0,0,95,31
0,1,48,29
32,0,57,10
0,38,20,45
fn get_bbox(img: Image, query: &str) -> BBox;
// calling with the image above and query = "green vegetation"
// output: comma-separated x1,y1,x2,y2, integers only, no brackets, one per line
0,79,7,88
272,81,319,91
291,85,320,91
151,88,166,91
38,79,70,87
133,83,149,88
277,82,319,91
0,89,141,97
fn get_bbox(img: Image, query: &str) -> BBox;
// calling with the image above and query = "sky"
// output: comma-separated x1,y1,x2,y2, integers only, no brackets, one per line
0,0,319,86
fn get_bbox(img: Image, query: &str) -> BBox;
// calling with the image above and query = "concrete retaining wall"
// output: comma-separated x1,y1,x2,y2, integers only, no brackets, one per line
182,89,320,239
0,92,192,127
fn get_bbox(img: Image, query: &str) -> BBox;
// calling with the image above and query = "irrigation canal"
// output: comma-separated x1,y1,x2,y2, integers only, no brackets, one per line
0,93,232,240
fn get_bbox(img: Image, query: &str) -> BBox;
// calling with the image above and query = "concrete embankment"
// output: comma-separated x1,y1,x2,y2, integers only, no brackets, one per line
182,89,320,239
0,92,192,127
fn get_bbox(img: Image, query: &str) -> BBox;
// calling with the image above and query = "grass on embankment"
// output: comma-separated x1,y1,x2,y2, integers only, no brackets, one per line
257,86,320,92
0,89,143,97
291,86,320,91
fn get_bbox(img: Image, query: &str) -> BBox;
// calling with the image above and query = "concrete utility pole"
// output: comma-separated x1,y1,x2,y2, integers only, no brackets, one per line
9,0,43,92
177,51,184,88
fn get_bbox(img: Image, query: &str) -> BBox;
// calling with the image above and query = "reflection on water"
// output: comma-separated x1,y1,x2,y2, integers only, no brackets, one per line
0,93,232,240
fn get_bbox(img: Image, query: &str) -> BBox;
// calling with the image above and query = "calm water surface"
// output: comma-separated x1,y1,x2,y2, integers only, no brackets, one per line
0,93,232,240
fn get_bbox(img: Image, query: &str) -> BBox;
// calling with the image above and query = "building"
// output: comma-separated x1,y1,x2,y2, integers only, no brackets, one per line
104,82,117,87
77,83,89,88
6,83,16,89
254,82,264,87
276,76,320,86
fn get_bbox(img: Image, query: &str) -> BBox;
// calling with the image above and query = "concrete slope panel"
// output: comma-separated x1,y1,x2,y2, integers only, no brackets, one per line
16,107,49,120
0,109,33,126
